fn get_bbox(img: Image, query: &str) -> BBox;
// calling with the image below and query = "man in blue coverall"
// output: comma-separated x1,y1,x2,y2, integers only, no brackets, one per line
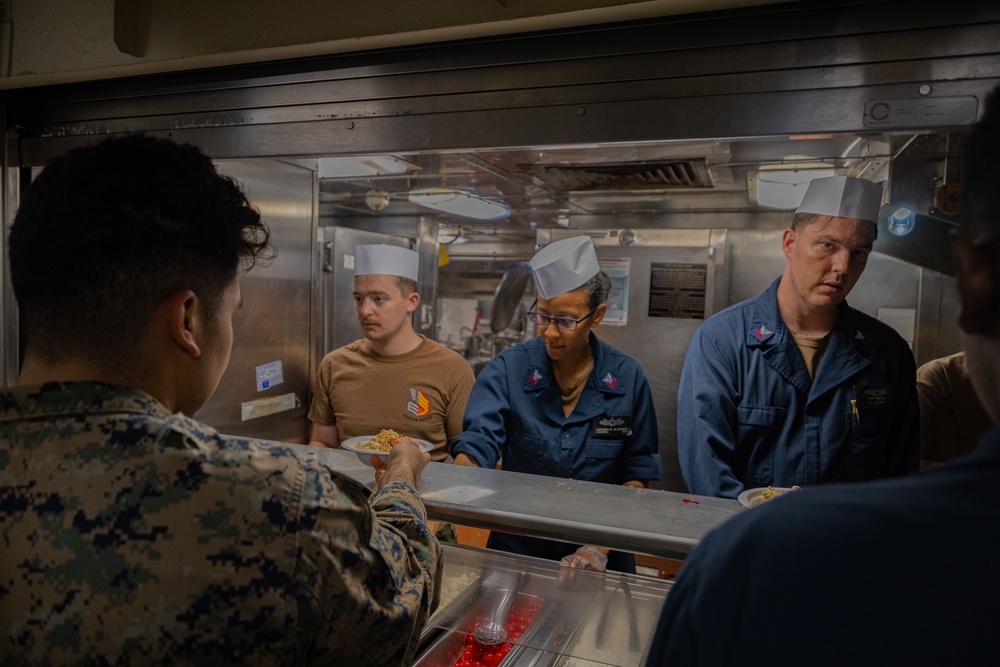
677,175,919,498
647,82,1000,666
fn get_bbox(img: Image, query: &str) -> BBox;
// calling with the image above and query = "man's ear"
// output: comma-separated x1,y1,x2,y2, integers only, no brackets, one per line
406,290,421,314
781,227,797,259
165,289,203,358
952,230,999,335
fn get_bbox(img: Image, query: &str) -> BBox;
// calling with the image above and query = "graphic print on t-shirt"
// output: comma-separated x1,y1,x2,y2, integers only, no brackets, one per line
407,388,430,417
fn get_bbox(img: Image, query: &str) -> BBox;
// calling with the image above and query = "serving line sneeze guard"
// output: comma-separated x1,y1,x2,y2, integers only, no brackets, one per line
289,443,740,560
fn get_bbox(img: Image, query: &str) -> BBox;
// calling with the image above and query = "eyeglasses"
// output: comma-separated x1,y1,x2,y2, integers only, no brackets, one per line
526,300,598,331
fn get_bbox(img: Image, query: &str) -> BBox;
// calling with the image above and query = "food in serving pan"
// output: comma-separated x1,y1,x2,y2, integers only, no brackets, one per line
451,599,542,667
437,572,479,613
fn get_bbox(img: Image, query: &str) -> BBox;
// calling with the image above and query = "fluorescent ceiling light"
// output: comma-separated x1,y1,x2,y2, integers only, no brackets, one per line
409,188,510,221
748,158,837,210
318,155,417,178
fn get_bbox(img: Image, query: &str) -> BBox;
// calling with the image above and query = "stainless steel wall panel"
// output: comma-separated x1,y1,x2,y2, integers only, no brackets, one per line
22,46,1000,137
726,229,787,307
193,159,315,443
18,77,1000,165
11,0,1000,165
16,5,1000,129
915,270,963,366
414,217,439,338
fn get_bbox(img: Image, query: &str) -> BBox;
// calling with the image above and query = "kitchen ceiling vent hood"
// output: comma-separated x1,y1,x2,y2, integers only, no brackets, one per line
523,159,714,192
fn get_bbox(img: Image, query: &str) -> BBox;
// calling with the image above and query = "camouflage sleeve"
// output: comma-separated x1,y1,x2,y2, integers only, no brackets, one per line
370,480,442,612
293,460,441,666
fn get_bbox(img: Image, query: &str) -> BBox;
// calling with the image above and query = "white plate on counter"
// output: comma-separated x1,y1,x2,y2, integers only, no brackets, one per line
341,435,434,466
738,486,794,509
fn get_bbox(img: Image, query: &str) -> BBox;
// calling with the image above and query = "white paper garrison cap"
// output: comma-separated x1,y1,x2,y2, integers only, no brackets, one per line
795,176,883,223
354,244,419,281
530,236,601,300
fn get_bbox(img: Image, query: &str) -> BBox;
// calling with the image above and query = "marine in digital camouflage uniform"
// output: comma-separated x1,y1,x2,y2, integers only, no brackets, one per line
1,134,441,666
0,381,441,666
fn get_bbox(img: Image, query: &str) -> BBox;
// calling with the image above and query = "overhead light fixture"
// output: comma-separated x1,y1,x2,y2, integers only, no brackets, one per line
318,155,418,178
408,188,510,221
748,155,836,210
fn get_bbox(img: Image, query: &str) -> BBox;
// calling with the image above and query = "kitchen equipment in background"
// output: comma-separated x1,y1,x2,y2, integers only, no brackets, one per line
436,297,480,353
490,262,532,333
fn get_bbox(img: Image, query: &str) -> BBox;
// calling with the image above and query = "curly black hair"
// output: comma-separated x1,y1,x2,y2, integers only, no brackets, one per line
579,270,613,310
9,134,272,367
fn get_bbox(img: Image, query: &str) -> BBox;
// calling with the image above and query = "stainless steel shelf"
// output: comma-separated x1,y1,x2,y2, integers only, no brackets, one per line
293,444,740,560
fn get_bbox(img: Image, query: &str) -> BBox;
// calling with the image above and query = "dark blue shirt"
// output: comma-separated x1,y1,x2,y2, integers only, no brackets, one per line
452,333,661,484
648,426,1000,666
452,334,661,571
678,277,919,498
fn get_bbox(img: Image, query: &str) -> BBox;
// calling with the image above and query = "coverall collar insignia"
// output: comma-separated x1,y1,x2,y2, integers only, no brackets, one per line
746,278,783,348
591,337,625,395
748,323,776,344
853,328,875,348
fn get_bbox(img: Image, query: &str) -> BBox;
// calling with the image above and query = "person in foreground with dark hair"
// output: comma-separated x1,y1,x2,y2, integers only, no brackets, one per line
451,235,661,573
647,84,1000,665
0,135,440,666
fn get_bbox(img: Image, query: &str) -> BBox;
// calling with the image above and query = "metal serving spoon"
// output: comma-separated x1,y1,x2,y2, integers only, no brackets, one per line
473,578,519,645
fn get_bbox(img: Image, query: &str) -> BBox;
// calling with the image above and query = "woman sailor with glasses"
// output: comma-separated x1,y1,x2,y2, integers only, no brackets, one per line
451,236,661,573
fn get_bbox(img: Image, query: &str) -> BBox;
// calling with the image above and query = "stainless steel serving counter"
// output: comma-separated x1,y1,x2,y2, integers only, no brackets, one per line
417,543,671,667
290,443,740,560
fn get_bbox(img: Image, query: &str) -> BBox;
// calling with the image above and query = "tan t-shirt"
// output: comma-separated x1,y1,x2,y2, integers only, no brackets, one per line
917,351,995,467
789,329,832,381
309,336,475,461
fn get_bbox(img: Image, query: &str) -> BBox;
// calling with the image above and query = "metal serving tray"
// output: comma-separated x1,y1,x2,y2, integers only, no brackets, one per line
415,544,671,667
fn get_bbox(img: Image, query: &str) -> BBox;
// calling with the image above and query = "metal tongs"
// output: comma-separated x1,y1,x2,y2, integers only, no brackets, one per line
595,574,641,652
473,573,523,645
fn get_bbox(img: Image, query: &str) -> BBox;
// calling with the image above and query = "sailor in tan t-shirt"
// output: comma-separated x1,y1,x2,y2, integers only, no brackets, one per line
307,244,474,462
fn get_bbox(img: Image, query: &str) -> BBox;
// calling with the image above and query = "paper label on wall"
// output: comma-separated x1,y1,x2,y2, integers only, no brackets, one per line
255,360,284,391
599,258,631,326
344,254,355,270
241,392,300,421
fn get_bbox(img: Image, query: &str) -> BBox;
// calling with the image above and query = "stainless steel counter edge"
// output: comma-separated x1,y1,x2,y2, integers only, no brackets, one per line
272,441,742,560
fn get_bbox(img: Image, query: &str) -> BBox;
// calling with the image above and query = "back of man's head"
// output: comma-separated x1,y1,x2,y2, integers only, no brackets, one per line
963,87,1000,251
957,84,1000,425
9,135,271,371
